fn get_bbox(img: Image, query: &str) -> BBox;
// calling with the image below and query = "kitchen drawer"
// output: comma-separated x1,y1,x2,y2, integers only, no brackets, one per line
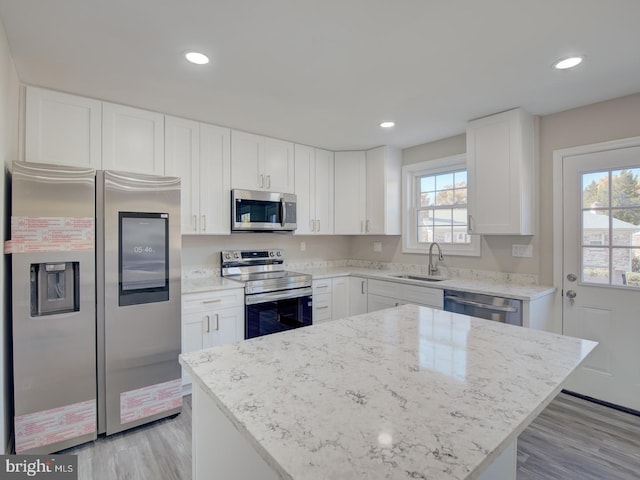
312,279,332,295
402,284,443,309
313,293,332,323
182,288,244,314
368,293,403,312
367,279,403,299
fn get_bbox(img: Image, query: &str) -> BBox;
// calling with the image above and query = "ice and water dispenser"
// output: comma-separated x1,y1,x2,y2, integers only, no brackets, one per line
30,262,80,316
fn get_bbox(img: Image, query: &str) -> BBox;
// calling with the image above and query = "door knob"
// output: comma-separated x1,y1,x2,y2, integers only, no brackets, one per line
566,290,577,299
566,273,577,282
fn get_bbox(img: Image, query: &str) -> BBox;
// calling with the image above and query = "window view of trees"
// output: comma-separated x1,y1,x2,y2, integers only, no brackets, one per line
417,170,470,244
581,168,640,287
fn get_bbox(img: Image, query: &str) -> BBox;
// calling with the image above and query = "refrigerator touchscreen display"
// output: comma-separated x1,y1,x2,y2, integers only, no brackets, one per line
119,212,169,306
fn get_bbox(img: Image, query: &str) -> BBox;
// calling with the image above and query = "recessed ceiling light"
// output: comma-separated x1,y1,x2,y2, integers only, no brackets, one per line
553,56,583,70
184,51,210,65
380,121,395,128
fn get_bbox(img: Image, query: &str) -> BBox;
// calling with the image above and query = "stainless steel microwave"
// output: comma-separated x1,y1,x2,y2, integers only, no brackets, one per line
231,189,297,232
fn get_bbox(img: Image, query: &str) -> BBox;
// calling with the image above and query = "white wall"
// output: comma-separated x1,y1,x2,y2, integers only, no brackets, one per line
0,16,19,453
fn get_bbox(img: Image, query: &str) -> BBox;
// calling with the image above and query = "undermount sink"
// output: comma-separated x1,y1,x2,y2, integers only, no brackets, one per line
389,274,447,282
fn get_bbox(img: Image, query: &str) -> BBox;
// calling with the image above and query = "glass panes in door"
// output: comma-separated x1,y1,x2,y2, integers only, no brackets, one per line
581,168,640,287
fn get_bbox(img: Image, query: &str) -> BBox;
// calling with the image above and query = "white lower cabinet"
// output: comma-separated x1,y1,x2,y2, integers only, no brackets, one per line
312,279,333,324
312,277,351,323
181,289,244,389
331,277,350,320
349,277,368,315
368,294,403,312
367,279,443,313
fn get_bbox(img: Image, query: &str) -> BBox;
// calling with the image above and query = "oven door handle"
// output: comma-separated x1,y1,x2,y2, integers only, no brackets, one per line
245,287,313,305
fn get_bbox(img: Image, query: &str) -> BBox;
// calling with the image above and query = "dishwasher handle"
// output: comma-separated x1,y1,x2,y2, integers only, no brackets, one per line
444,295,518,313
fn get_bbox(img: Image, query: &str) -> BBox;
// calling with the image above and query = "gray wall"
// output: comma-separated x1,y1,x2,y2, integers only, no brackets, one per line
182,234,351,271
379,94,640,286
184,93,640,285
0,16,19,454
538,93,640,285
351,133,538,276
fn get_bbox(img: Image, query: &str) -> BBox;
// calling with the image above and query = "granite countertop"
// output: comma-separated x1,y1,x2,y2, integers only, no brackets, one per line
180,304,596,480
299,267,556,301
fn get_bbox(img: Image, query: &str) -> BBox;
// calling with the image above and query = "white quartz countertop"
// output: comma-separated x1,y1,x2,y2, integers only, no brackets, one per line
182,276,244,294
300,267,556,301
180,304,596,480
181,267,555,300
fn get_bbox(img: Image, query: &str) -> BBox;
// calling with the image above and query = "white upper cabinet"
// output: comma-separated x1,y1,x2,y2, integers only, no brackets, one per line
231,130,294,193
334,151,366,234
334,146,401,235
294,145,334,234
165,116,200,234
165,116,231,235
466,108,535,235
25,86,102,169
365,146,401,235
200,123,232,234
102,102,165,175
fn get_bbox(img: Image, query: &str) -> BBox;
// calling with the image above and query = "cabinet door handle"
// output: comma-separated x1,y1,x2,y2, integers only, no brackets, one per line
192,215,198,232
202,299,222,304
267,175,271,189
201,215,206,231
361,280,365,295
203,315,210,333
366,219,370,233
213,313,219,331
317,306,329,310
259,174,264,188
310,219,315,232
316,284,329,290
468,214,473,233
317,219,320,232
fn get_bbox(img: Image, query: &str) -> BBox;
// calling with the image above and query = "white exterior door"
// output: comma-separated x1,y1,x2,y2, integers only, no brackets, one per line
557,138,640,411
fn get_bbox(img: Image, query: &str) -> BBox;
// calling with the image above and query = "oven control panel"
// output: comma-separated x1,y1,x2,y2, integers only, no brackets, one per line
221,249,284,265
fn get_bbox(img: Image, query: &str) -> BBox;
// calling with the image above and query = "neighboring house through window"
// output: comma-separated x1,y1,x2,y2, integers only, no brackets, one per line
402,154,480,256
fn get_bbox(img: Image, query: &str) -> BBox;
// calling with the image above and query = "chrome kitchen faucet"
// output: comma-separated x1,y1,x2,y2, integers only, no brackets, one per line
428,242,444,275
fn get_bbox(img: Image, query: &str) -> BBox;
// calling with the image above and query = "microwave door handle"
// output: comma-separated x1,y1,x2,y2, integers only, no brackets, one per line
280,197,286,227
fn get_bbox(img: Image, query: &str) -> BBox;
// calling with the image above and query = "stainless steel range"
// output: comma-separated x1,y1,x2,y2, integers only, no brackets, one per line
221,249,312,339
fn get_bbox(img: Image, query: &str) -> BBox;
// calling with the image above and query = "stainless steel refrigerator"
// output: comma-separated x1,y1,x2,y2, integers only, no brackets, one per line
11,162,182,454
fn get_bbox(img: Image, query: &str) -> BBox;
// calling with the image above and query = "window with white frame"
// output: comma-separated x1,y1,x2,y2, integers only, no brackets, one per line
402,154,481,256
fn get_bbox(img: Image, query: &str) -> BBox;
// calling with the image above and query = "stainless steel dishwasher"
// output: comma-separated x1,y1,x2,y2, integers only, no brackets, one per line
443,289,522,326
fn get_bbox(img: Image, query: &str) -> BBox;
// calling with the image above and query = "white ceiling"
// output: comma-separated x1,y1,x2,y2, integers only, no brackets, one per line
1,0,639,151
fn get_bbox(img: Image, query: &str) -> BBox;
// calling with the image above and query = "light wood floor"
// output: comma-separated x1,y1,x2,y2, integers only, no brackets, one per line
61,392,640,479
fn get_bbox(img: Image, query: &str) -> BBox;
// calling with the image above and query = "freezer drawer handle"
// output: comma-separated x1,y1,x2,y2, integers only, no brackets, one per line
202,299,222,304
444,295,518,313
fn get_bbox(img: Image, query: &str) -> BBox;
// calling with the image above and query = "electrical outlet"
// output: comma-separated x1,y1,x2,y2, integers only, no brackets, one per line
512,244,533,258
373,242,382,252
300,241,306,252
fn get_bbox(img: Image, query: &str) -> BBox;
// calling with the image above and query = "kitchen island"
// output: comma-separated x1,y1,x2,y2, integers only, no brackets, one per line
180,304,597,480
